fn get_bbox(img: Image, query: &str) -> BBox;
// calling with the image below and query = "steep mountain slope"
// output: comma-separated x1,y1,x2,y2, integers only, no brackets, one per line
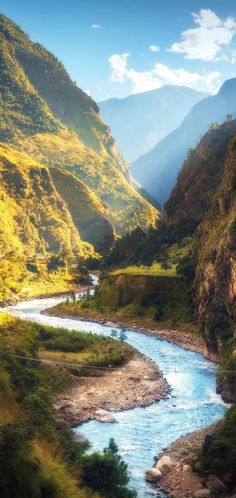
51,169,115,253
132,78,236,204
0,30,60,142
104,121,236,364
100,86,207,162
164,120,236,232
0,14,129,178
0,143,96,301
165,121,236,360
0,14,158,235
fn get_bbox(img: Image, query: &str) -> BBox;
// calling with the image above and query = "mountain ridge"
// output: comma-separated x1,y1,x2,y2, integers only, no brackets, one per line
0,13,158,237
99,85,207,163
132,77,236,205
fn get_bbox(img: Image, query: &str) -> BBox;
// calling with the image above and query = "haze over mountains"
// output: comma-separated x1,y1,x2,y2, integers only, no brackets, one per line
132,78,236,205
99,86,207,163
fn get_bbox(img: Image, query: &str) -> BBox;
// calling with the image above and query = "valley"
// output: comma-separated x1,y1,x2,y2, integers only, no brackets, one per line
0,5,236,498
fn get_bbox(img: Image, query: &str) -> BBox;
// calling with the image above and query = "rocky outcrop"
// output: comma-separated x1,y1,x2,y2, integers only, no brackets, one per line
164,120,236,395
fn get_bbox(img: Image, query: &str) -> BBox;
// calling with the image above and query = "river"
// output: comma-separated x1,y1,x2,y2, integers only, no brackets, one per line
6,290,227,498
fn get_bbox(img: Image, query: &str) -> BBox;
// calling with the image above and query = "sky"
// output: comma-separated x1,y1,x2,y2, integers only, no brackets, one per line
1,0,236,101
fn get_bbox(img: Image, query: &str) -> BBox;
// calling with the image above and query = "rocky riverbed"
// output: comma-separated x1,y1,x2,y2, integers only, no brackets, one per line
56,353,168,426
145,423,236,498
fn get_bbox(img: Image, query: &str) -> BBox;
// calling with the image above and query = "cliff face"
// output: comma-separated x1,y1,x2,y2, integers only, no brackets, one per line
0,14,158,236
164,121,236,233
165,121,236,397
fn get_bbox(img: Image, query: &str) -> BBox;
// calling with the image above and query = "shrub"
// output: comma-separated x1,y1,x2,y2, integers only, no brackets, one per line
81,438,136,498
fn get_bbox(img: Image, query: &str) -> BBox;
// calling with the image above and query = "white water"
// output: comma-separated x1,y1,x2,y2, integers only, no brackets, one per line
6,289,227,498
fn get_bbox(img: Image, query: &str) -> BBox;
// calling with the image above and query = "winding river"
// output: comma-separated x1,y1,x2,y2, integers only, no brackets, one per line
6,289,227,498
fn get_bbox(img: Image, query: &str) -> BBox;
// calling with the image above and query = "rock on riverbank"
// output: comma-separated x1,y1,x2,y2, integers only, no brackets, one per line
145,424,234,498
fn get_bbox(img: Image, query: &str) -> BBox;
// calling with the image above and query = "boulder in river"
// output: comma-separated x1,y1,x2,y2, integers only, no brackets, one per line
145,468,162,482
94,409,117,423
73,433,89,444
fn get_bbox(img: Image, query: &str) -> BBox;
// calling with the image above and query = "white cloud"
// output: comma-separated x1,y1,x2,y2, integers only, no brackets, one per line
149,44,160,52
85,89,91,96
168,9,236,61
109,53,130,83
91,24,101,29
108,53,221,94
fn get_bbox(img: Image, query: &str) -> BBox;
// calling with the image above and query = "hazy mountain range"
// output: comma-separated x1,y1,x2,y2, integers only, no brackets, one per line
132,78,236,205
99,86,207,162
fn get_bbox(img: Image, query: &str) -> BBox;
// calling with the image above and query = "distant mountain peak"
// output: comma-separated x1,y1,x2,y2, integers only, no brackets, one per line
99,86,207,163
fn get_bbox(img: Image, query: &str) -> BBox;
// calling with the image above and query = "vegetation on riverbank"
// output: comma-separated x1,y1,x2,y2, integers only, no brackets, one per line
202,406,236,488
0,313,136,498
52,270,195,334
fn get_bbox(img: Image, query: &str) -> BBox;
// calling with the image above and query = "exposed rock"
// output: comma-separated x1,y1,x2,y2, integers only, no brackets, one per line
183,464,192,472
145,468,162,482
72,432,89,444
55,353,168,425
206,475,228,493
193,489,211,497
94,409,117,423
155,455,173,474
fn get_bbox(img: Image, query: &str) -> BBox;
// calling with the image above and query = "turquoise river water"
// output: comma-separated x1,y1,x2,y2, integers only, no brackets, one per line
6,290,227,498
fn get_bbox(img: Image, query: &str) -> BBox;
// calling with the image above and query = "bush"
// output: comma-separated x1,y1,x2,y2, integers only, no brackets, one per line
176,256,195,282
81,438,136,498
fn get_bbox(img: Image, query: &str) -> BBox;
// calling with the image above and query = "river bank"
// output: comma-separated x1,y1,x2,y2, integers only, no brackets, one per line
7,292,226,496
56,352,168,426
43,306,211,360
147,423,230,498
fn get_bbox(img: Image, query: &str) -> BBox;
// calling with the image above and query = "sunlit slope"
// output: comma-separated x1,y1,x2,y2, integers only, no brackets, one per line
0,14,158,234
0,30,60,142
0,143,98,301
19,130,158,233
51,168,115,253
0,14,129,177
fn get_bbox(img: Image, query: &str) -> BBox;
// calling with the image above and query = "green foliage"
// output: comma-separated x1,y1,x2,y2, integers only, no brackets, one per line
0,316,135,498
176,255,196,282
81,438,136,498
0,422,43,498
218,338,236,393
203,406,236,488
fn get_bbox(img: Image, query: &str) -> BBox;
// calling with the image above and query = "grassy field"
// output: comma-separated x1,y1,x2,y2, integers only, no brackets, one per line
110,262,177,277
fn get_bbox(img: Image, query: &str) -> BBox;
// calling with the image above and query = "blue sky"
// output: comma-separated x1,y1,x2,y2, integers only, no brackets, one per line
1,0,236,101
